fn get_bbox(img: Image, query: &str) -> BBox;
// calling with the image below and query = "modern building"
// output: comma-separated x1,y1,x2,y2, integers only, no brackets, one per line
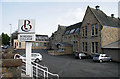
13,34,50,49
80,6,120,57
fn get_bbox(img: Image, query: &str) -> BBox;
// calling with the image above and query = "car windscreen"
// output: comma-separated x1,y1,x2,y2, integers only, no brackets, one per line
32,54,38,57
22,54,26,57
94,55,99,57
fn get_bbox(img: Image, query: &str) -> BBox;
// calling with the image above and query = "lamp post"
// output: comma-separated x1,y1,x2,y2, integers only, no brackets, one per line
9,24,12,46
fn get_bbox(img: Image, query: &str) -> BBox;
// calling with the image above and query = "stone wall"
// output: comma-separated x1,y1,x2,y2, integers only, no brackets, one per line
102,48,120,62
1,47,22,78
101,26,119,47
2,59,22,78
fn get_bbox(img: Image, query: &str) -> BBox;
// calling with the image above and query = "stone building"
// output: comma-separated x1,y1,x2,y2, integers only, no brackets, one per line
62,22,82,53
49,25,66,50
80,6,120,56
13,34,50,50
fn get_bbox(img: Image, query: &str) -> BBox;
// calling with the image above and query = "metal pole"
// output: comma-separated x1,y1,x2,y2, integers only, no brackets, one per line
9,24,12,46
26,42,32,77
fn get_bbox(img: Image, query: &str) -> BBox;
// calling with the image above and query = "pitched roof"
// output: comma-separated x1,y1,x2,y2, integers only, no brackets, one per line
64,22,82,35
56,42,72,47
89,6,120,27
102,40,120,49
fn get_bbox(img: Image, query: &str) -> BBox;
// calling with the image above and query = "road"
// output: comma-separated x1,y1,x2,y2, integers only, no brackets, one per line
38,51,119,77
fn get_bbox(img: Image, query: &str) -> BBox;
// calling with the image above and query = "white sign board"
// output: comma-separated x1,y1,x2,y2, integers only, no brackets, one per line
18,19,35,34
18,34,35,41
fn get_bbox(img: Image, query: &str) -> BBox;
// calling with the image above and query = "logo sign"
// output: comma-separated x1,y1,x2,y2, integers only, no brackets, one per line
18,34,35,41
18,19,35,34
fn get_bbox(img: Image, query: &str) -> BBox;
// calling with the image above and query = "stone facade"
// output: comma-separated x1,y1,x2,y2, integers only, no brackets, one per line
49,25,66,50
2,59,22,78
49,6,119,57
62,22,82,53
80,6,101,56
80,6,119,56
101,26,119,47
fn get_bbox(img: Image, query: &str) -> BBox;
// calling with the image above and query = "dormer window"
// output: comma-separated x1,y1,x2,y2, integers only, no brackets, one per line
70,29,75,34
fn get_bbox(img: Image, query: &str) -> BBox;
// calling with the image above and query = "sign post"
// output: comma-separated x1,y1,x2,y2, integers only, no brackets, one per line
18,19,35,77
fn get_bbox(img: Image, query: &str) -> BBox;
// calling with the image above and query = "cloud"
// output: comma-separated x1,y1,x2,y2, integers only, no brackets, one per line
57,8,85,26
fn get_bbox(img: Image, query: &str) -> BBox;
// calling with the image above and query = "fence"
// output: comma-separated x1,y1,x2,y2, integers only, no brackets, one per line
22,61,59,79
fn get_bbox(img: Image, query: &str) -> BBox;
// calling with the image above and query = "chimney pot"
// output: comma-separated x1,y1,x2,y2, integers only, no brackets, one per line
95,5,100,10
111,14,114,18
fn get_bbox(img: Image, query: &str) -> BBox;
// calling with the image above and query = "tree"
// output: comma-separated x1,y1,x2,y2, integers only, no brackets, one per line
1,33,10,45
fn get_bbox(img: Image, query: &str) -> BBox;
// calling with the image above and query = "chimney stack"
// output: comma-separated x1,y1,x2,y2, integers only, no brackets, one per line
111,14,114,18
95,5,100,10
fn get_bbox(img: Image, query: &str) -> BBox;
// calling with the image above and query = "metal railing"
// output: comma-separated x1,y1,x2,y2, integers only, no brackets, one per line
22,61,59,79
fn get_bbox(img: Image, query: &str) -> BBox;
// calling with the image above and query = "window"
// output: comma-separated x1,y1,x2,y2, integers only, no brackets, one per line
15,42,16,48
19,42,21,48
70,29,75,34
92,42,94,53
92,25,94,36
91,42,98,53
95,24,98,35
65,30,70,35
32,43,34,46
40,42,42,46
82,42,84,52
85,42,87,52
85,26,87,37
36,43,39,46
91,24,98,36
95,42,98,53
75,28,80,33
82,27,84,37
44,43,47,46
17,42,18,46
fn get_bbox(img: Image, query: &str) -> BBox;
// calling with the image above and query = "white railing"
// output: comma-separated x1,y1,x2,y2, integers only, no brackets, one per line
22,61,59,79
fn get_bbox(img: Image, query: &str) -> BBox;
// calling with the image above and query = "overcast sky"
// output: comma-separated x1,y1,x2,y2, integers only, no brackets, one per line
0,0,119,37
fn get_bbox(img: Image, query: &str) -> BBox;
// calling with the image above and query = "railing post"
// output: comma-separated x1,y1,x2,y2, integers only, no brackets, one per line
44,71,45,79
31,64,33,77
46,68,48,79
36,63,38,78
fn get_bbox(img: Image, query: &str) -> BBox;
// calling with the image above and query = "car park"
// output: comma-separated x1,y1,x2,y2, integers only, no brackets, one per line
93,54,112,63
75,52,91,59
14,53,42,62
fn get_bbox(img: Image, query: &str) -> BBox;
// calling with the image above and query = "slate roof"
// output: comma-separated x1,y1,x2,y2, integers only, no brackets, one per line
89,6,120,27
102,40,120,48
64,22,82,35
56,42,73,47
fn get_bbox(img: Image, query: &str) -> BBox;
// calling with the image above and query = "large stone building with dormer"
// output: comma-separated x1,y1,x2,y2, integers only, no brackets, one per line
80,6,120,57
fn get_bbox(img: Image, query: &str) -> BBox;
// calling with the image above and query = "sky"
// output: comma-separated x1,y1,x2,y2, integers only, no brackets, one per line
0,0,119,37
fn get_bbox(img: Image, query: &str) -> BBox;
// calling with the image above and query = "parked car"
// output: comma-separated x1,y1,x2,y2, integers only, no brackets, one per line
1,45,8,49
93,54,112,63
14,53,42,62
75,52,91,59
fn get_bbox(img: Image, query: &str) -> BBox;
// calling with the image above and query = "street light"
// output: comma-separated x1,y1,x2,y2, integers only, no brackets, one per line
9,24,12,46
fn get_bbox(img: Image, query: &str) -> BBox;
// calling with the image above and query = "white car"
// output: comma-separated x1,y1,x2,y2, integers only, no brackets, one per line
93,54,112,63
14,53,42,62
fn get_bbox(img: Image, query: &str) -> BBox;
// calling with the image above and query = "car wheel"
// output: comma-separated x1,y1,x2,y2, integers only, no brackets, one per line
100,59,103,63
35,59,40,63
110,59,112,62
